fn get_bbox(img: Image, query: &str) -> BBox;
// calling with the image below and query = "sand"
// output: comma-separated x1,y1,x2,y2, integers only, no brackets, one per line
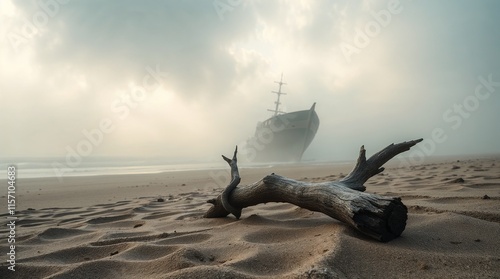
1,156,499,278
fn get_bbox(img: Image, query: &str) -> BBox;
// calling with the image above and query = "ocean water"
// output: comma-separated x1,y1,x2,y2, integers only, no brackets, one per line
0,156,305,179
0,157,232,179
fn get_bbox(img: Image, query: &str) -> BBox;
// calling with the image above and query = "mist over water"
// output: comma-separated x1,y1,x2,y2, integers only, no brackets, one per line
0,157,226,179
1,156,351,179
0,147,366,179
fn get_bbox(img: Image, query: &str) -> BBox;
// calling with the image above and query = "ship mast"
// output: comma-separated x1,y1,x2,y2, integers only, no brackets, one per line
268,73,287,116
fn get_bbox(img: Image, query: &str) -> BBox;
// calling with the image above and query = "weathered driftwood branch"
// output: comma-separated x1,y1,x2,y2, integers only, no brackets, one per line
220,146,242,219
205,139,423,242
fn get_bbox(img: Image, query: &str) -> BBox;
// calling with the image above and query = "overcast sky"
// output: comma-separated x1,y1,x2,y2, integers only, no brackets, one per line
1,0,499,163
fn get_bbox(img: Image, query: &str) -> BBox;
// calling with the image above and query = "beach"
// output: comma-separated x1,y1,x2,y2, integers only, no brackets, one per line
1,156,499,278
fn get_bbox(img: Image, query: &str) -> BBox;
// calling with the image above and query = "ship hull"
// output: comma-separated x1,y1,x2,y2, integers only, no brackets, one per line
245,104,319,162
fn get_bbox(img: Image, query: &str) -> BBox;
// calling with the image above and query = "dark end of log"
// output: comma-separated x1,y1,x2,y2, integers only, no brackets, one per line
352,197,408,242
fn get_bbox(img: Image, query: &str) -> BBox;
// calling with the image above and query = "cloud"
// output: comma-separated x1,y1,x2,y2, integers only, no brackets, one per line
1,0,499,162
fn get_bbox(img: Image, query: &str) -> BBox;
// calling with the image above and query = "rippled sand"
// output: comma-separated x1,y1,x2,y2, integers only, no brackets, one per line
1,157,499,278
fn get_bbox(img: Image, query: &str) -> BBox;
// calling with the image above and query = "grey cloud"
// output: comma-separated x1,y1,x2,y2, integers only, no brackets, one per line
15,0,261,100
2,0,500,161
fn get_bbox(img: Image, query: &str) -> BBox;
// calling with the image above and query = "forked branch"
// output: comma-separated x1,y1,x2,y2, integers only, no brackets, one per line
340,138,423,191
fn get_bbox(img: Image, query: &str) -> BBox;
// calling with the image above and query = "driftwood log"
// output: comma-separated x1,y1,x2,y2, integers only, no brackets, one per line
205,139,423,242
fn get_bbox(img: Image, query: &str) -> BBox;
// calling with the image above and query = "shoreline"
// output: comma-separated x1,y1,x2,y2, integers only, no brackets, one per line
1,154,499,212
4,153,500,180
1,162,355,213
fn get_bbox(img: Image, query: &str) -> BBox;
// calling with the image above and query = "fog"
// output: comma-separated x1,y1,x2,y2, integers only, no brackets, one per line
1,0,499,164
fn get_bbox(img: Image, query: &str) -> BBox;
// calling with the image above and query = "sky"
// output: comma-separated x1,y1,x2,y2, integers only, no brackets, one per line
1,0,500,165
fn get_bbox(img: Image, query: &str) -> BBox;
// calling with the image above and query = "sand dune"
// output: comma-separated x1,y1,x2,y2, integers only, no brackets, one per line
1,157,499,278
